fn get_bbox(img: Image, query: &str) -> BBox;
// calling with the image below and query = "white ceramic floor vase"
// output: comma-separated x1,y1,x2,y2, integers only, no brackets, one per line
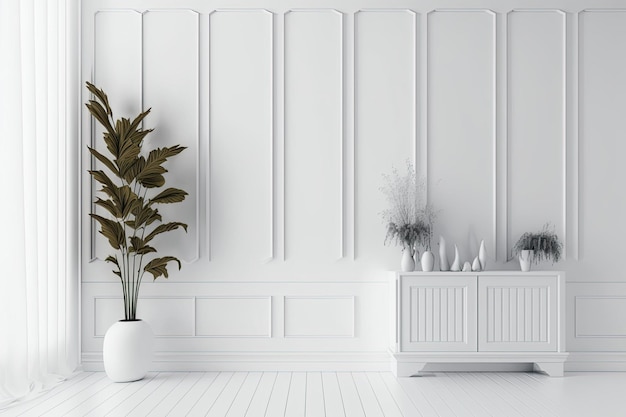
519,250,534,272
103,320,154,382
421,251,435,272
401,247,415,272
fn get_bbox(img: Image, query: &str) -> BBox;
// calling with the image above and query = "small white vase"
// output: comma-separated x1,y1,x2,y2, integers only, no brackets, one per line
472,256,481,272
450,245,461,271
519,250,534,272
478,240,487,270
462,261,472,272
439,236,450,271
103,320,154,382
421,251,435,272
401,247,415,272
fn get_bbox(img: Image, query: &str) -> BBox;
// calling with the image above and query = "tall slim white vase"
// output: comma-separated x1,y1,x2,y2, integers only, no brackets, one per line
439,236,449,271
478,240,487,270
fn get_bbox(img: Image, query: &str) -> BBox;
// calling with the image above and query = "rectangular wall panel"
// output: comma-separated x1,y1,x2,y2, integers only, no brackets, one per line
196,297,271,337
576,297,626,337
95,297,194,337
508,10,565,257
92,11,142,261
284,297,354,337
143,10,200,263
428,10,496,262
579,11,626,270
568,283,626,351
209,10,274,263
355,10,416,265
285,10,343,261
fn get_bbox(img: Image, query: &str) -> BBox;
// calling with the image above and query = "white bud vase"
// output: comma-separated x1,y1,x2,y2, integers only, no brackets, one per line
478,240,487,270
439,236,449,271
421,250,435,272
103,320,154,382
519,250,533,272
450,245,461,271
401,247,415,272
472,256,481,271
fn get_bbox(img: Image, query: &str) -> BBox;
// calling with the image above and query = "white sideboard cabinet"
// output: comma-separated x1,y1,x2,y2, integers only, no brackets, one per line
389,271,568,376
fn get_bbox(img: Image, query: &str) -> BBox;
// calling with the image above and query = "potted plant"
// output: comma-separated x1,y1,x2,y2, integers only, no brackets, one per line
512,223,562,272
85,82,188,382
380,161,435,271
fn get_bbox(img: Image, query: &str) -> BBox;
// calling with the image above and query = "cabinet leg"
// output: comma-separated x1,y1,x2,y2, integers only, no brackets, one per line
392,361,428,377
534,362,564,377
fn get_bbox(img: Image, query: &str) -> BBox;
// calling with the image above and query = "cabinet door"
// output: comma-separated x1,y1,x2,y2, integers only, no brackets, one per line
401,276,477,352
478,276,557,352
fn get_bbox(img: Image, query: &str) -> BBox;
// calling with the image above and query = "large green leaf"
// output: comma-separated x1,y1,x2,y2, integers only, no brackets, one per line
86,82,112,116
128,109,151,134
90,214,126,249
150,188,188,205
135,146,186,188
144,222,188,244
88,147,119,176
143,256,181,280
94,197,121,218
96,184,138,220
126,199,161,230
128,236,156,255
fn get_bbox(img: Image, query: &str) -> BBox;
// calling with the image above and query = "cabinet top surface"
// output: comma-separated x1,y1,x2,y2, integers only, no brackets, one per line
393,270,565,276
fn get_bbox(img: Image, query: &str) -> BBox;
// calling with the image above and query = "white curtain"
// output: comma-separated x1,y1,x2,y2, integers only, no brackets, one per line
0,0,79,408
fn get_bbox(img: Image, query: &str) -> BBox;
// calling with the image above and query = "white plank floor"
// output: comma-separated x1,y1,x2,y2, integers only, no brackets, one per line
2,371,626,416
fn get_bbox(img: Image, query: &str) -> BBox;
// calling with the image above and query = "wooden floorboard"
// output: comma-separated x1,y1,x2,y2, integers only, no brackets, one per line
3,371,626,416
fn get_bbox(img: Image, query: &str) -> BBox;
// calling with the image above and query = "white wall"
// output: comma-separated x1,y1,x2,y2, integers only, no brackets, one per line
81,0,626,371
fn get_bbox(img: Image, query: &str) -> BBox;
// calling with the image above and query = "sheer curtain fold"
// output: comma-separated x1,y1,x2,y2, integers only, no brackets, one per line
0,0,78,408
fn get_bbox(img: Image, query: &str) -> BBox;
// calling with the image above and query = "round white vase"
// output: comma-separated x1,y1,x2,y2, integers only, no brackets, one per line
401,248,415,272
519,250,534,272
421,251,435,272
103,320,154,382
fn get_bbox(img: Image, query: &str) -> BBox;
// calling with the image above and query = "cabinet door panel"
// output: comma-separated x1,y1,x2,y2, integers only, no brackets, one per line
478,276,557,351
401,276,477,352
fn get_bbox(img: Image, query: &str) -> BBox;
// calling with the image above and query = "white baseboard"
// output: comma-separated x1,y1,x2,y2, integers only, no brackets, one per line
82,351,626,373
81,351,391,372
565,352,626,372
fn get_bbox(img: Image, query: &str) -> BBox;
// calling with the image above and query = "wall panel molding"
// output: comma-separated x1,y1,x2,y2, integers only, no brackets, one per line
427,9,496,262
284,9,344,261
208,9,274,263
284,296,355,338
506,9,566,260
195,296,272,337
143,9,200,263
83,2,626,366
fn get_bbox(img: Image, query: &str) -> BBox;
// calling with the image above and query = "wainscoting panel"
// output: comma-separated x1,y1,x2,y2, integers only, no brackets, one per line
143,10,200,263
354,10,416,265
195,297,272,337
427,10,496,263
91,10,142,262
208,10,274,263
82,281,388,369
284,296,354,337
94,297,195,337
568,283,626,351
284,10,343,262
507,10,566,258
